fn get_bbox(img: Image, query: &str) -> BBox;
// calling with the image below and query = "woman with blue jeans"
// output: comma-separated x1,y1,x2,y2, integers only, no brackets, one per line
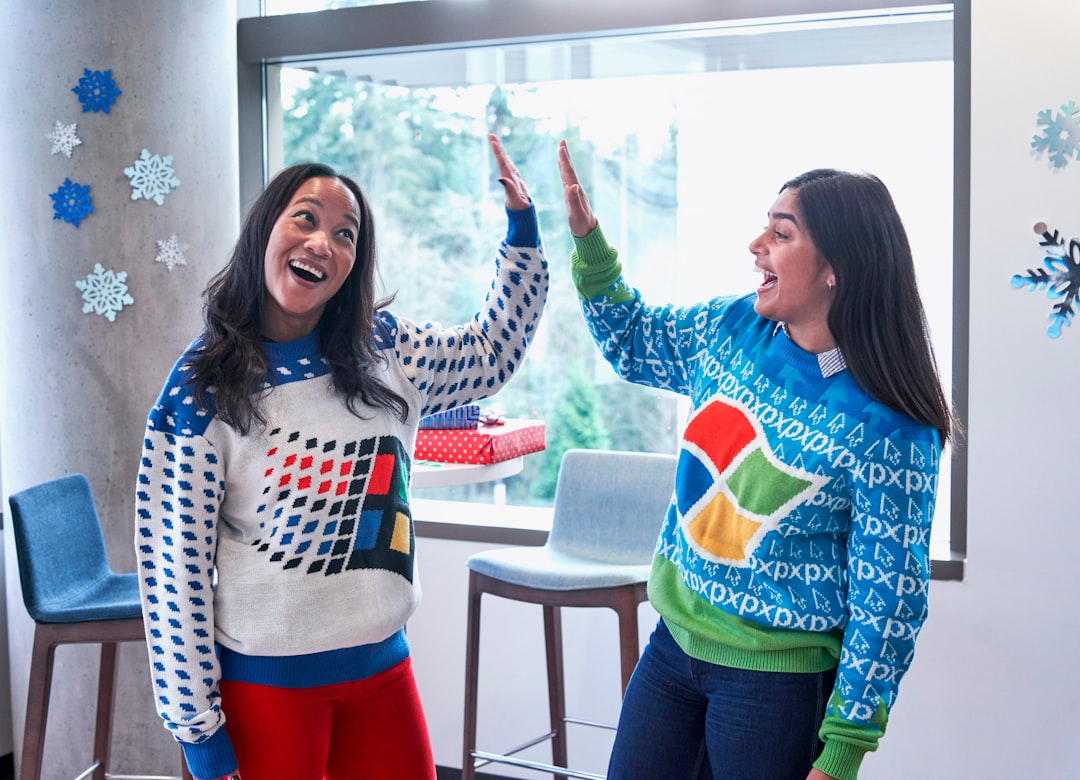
558,140,955,780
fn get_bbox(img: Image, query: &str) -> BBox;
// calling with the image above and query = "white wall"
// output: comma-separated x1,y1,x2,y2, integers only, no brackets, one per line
408,1,1080,777
871,1,1080,777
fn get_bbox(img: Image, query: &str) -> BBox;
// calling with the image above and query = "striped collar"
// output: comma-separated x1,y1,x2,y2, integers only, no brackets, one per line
773,321,848,378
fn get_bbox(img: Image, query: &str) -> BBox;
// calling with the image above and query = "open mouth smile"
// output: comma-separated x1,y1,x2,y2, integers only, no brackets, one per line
289,259,325,283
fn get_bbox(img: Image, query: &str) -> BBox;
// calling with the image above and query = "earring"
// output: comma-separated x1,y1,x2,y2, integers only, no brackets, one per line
827,279,835,290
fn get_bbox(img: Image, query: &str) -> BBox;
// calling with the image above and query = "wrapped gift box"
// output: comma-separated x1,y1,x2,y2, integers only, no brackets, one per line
419,403,481,430
414,419,545,464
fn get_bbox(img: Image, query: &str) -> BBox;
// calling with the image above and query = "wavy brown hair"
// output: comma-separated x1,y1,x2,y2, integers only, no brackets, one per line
187,163,408,434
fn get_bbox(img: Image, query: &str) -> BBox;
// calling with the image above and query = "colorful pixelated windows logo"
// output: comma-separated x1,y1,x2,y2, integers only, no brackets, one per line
676,397,829,566
256,433,413,580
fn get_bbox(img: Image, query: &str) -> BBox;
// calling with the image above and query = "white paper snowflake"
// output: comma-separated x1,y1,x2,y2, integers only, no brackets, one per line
46,120,81,158
155,233,189,272
75,263,134,322
124,148,181,205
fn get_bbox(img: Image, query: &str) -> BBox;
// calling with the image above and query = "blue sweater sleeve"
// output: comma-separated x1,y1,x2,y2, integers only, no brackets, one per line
571,222,745,397
814,422,940,780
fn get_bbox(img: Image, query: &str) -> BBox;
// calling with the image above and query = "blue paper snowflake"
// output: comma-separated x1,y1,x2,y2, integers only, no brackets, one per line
1010,222,1080,338
50,178,94,228
75,263,134,322
72,68,122,113
1031,101,1080,170
124,149,181,205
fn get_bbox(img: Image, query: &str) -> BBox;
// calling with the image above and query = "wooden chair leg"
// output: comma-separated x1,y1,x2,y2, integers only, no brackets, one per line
543,604,568,780
461,572,484,780
91,642,120,780
20,626,56,780
615,590,643,696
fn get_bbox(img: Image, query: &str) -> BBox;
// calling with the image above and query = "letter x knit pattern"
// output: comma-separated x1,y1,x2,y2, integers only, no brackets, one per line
135,207,547,780
571,224,939,780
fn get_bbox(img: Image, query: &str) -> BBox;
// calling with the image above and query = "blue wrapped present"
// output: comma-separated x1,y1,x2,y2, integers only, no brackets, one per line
419,403,481,430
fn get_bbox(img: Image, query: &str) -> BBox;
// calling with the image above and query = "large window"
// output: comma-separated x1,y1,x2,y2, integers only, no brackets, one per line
238,0,968,577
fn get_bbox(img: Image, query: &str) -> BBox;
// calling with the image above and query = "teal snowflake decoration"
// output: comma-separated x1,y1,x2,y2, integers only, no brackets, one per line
1010,222,1080,338
75,263,134,322
72,68,122,113
124,149,181,205
1031,102,1080,170
50,178,94,227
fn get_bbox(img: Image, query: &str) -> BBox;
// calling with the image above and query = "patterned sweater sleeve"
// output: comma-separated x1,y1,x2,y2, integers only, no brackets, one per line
570,222,736,395
385,204,549,415
135,359,237,779
814,422,939,780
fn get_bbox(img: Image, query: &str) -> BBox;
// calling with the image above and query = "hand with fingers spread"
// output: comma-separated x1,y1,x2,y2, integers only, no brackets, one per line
558,139,598,238
489,133,531,210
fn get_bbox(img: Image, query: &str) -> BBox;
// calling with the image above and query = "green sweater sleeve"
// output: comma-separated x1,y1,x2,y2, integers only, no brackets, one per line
814,735,871,780
813,675,889,779
570,222,629,302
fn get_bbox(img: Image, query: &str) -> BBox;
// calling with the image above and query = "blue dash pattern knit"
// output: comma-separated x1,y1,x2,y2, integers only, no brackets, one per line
135,206,548,779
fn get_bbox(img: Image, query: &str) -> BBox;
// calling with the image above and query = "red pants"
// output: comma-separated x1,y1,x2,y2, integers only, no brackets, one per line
219,658,436,780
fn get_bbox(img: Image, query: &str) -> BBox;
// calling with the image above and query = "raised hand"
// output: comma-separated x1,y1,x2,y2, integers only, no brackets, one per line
558,139,598,238
489,133,531,210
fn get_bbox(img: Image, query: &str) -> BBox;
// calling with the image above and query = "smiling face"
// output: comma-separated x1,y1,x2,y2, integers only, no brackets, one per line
262,176,361,343
749,187,837,354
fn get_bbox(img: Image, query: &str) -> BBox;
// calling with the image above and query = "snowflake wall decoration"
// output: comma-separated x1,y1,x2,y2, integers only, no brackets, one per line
46,120,81,158
155,233,189,272
71,68,122,113
75,263,134,322
49,178,94,227
1031,101,1080,171
1010,222,1080,338
124,148,181,205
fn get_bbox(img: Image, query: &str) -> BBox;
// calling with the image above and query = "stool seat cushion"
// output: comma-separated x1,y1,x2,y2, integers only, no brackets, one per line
467,545,652,590
30,572,142,624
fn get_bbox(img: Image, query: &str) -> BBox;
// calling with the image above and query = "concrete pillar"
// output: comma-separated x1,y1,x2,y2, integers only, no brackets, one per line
0,1,239,775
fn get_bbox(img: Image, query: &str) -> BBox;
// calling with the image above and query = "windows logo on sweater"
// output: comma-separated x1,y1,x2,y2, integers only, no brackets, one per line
676,396,829,565
252,428,414,581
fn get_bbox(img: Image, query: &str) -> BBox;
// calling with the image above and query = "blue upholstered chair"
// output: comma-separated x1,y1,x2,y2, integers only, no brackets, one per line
7,474,192,780
462,448,678,780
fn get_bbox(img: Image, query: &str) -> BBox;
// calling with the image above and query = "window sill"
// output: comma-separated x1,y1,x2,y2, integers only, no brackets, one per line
413,498,550,546
413,500,966,581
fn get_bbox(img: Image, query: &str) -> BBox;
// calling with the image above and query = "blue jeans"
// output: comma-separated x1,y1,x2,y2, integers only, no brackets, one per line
607,619,835,780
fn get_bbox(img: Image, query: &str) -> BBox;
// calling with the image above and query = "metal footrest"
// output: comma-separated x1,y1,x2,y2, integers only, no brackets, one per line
471,715,616,780
471,750,606,780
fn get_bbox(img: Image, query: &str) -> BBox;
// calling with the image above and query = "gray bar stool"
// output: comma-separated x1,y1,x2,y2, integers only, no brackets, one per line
462,449,678,780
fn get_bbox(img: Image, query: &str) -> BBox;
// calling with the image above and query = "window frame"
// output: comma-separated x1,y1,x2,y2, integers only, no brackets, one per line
236,0,969,580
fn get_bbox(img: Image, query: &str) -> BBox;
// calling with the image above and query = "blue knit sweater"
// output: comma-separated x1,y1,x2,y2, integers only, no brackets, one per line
571,224,939,780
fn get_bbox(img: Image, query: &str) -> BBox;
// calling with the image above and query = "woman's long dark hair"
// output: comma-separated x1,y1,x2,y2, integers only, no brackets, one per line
187,162,409,434
782,169,957,445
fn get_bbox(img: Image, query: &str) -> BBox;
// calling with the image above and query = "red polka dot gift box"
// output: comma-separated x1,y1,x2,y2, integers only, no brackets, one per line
414,419,546,465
